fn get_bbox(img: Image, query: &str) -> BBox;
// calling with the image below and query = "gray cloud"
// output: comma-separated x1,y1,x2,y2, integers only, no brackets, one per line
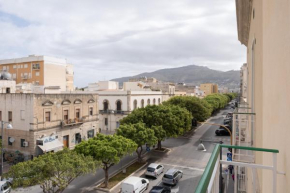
0,0,246,87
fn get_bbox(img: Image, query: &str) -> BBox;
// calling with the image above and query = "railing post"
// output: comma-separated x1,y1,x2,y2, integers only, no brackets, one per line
273,153,277,193
219,145,223,193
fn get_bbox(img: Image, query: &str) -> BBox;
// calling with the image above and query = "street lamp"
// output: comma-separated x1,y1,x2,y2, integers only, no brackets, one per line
1,121,13,179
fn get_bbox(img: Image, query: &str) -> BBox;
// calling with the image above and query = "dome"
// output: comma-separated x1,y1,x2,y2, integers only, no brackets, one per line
0,71,12,80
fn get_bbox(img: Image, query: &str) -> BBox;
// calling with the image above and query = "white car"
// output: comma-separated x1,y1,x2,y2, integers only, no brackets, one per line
121,176,149,193
145,163,164,178
0,181,11,193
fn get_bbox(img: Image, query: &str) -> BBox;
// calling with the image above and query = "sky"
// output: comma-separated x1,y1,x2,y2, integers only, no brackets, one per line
0,0,246,87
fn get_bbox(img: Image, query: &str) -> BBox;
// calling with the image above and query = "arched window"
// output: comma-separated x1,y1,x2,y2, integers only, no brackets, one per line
141,99,144,108
103,100,109,111
153,98,156,105
147,99,150,105
133,100,137,110
158,98,161,105
116,100,122,111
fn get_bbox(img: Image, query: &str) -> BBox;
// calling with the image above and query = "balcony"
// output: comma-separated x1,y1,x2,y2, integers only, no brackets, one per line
61,118,83,127
195,144,279,193
22,75,29,80
99,110,129,115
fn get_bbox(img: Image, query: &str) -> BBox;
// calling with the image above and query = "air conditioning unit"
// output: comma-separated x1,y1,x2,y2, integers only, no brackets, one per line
23,141,29,147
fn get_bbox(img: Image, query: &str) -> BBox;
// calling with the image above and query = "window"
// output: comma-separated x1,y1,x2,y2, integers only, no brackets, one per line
6,88,10,93
147,99,150,105
116,122,120,128
32,63,40,69
24,64,28,68
0,111,2,121
3,66,6,70
8,111,12,122
75,109,80,119
13,65,16,69
21,65,23,68
45,112,51,122
8,137,12,146
141,99,144,108
87,129,94,139
75,133,81,144
158,98,161,105
18,65,20,68
35,81,39,85
105,118,108,126
21,139,25,147
153,98,156,105
20,110,25,120
103,100,109,111
12,74,16,79
116,100,122,111
133,100,137,110
89,107,93,116
35,72,40,76
63,110,69,122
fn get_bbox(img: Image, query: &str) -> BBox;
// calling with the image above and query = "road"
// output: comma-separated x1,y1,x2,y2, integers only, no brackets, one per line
12,106,233,193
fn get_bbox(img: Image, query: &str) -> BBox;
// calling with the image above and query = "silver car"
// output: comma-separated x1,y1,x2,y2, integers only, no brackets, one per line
145,163,164,178
162,169,183,185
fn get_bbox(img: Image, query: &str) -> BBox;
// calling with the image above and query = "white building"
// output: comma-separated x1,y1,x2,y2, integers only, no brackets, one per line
97,90,163,133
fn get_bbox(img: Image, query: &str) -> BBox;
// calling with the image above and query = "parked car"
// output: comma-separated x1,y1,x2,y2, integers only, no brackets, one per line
215,125,232,136
121,176,149,193
162,169,183,186
145,163,164,178
149,186,171,193
224,118,232,125
0,181,11,193
226,113,233,119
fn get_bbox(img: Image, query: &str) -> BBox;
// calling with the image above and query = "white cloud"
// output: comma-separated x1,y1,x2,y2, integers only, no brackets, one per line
0,0,246,87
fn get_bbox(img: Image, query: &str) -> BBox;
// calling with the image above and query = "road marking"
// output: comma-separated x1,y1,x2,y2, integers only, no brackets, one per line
160,163,205,172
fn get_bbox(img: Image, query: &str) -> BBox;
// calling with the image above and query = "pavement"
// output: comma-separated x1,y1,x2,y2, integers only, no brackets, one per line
12,106,233,193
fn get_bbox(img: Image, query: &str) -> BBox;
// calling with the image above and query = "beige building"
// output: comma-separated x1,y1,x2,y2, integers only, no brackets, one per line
0,55,74,92
240,63,248,102
0,94,98,156
235,0,290,192
200,83,218,96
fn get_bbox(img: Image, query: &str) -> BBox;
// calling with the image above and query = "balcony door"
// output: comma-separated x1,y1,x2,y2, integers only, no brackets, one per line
63,135,69,148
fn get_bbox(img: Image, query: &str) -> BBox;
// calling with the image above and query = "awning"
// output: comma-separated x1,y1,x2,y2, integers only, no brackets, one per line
38,140,64,152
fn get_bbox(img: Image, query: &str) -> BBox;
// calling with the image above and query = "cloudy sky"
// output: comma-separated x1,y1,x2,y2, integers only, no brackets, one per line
0,0,246,87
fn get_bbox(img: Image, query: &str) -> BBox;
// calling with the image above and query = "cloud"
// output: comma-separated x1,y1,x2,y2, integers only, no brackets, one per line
0,0,246,87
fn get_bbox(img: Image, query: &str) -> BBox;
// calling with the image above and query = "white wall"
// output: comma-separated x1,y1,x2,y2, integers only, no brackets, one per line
0,80,16,93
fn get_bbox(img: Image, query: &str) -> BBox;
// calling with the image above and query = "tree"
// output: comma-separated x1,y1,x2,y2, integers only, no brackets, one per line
121,105,192,149
117,123,157,162
151,125,166,150
5,148,97,193
163,96,211,122
74,134,137,188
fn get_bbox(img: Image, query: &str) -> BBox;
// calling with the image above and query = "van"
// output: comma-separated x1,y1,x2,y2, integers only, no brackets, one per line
121,176,149,193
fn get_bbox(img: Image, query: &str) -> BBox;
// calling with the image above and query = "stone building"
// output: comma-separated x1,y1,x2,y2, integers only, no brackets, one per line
0,94,98,156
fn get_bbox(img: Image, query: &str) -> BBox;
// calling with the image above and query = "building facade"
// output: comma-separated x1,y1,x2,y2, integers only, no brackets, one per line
0,55,74,92
200,83,218,96
235,0,290,192
0,94,98,156
97,90,163,133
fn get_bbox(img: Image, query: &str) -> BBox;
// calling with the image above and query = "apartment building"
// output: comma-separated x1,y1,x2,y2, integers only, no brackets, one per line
200,83,218,96
235,0,290,192
0,94,98,156
0,55,74,92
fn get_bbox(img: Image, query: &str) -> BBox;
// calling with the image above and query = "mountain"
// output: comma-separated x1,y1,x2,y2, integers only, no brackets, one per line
111,65,240,89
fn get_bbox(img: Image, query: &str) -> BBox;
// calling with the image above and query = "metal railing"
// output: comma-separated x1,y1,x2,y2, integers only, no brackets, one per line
195,144,279,193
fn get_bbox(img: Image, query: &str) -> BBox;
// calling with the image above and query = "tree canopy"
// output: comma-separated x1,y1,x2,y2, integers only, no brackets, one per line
5,148,97,193
74,134,137,188
117,123,157,162
163,96,211,121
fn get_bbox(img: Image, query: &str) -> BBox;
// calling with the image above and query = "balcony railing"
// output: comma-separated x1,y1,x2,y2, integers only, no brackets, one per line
195,144,279,193
99,110,129,115
61,118,83,127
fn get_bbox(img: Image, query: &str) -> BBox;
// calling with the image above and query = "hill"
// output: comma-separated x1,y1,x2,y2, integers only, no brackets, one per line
111,65,240,89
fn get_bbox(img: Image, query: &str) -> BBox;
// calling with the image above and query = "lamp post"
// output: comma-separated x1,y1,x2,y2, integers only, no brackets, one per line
1,121,13,179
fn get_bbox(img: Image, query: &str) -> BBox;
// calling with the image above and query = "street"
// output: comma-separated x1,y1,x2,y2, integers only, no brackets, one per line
12,106,232,193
